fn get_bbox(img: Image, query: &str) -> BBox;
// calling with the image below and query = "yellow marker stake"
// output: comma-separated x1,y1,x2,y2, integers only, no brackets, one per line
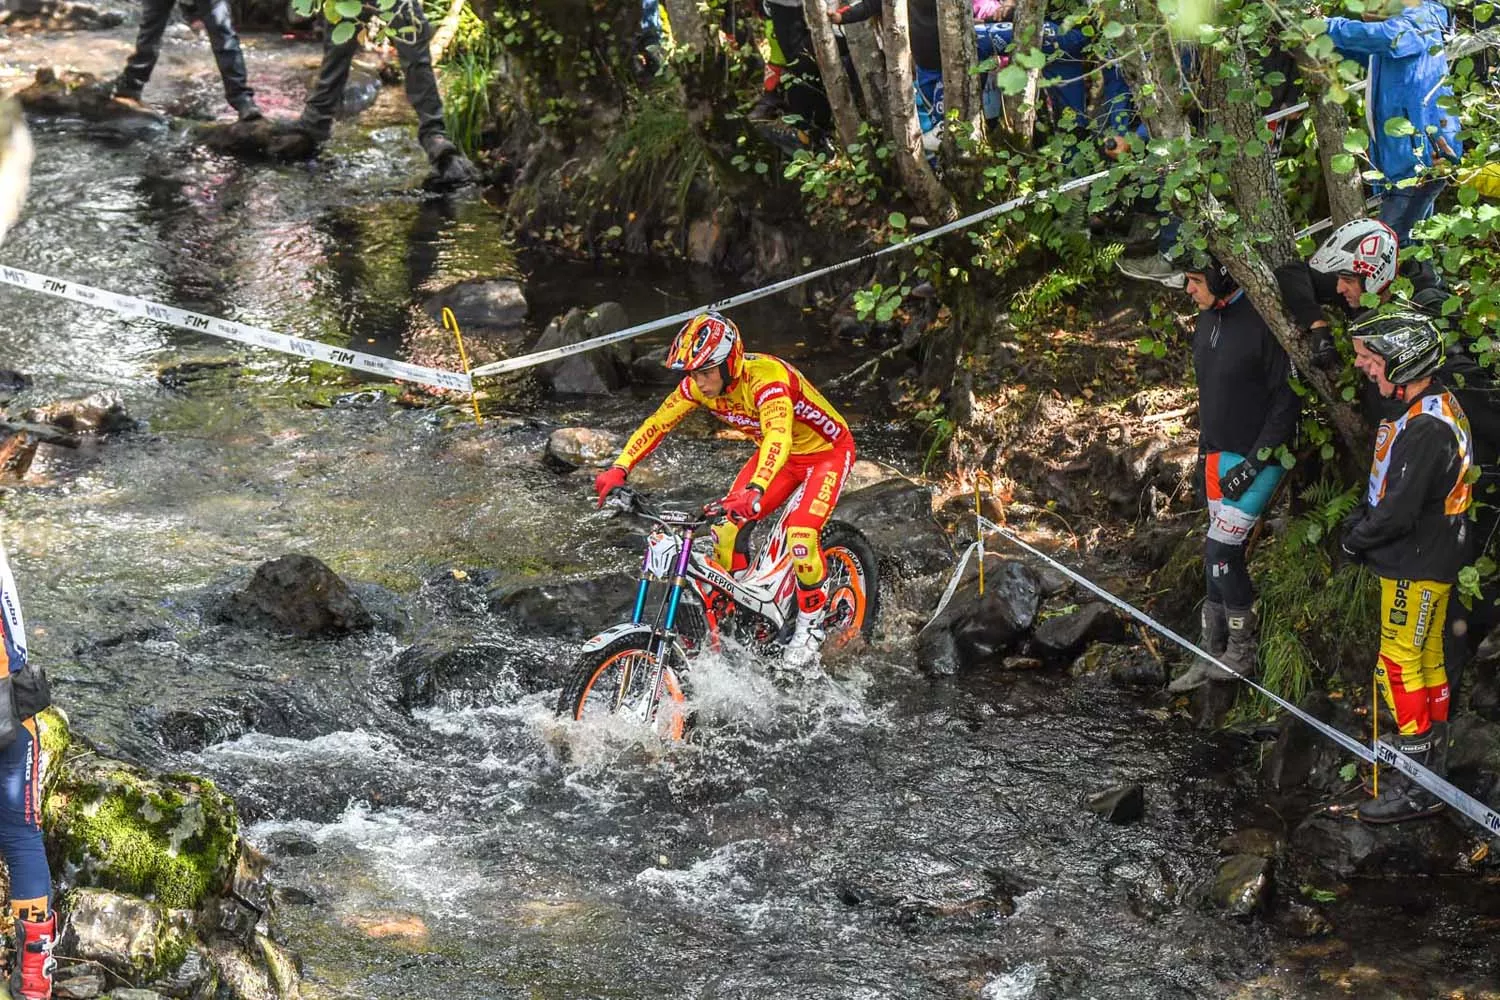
1371,677,1379,798
441,307,483,427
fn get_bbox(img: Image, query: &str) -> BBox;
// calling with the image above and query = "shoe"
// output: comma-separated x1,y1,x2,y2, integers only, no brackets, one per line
783,585,828,671
420,134,481,190
1168,599,1228,693
1117,253,1185,289
234,99,264,123
1358,730,1446,824
11,913,56,1000
1210,606,1258,683
265,117,326,160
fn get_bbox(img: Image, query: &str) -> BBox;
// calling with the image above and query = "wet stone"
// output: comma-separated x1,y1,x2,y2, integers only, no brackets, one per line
544,427,624,471
52,968,106,1000
533,304,632,395
1279,902,1335,939
23,389,134,434
490,572,637,639
1217,827,1284,859
424,278,527,333
214,554,374,638
1211,854,1272,918
917,560,1041,675
1087,782,1145,824
1029,602,1127,662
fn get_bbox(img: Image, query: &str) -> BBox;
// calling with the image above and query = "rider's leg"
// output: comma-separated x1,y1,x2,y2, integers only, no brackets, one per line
712,455,761,572
782,446,854,665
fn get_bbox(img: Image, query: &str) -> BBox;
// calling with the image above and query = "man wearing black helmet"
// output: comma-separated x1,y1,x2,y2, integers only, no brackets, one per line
1340,309,1472,823
1167,256,1298,692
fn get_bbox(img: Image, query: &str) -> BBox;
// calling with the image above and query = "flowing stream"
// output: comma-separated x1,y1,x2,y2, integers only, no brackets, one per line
2,22,1497,1000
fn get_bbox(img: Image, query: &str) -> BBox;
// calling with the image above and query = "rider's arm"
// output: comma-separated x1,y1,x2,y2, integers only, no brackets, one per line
748,389,795,490
612,381,698,471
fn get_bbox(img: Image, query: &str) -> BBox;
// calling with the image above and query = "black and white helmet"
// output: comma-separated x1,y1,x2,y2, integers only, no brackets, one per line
1309,219,1399,295
1349,308,1444,385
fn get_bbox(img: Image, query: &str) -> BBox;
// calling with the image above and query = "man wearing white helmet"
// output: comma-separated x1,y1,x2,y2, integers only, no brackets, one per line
1340,309,1472,823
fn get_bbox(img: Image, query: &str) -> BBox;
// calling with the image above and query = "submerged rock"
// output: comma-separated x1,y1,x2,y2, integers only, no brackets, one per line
490,572,637,639
532,303,632,396
1069,642,1165,689
1087,782,1145,824
23,389,135,434
424,278,527,334
214,555,374,638
195,117,319,161
916,560,1041,675
16,69,166,131
1290,812,1474,877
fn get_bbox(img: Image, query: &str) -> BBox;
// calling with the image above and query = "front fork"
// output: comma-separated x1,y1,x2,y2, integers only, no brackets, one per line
626,526,698,725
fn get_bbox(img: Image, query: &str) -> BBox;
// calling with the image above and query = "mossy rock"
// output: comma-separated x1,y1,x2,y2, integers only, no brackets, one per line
36,705,72,795
57,886,192,984
45,756,240,910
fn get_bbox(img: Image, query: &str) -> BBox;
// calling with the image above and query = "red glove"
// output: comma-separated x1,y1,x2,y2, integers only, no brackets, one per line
594,466,627,508
717,485,764,525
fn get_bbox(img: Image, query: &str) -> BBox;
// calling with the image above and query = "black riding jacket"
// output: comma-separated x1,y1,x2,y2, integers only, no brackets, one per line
1192,291,1298,463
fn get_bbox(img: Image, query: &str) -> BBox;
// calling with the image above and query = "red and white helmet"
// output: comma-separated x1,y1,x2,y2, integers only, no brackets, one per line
1309,218,1399,295
665,311,745,380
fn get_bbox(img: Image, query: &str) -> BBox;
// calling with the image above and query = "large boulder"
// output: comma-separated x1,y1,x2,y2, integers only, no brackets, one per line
532,304,632,396
916,561,1042,675
1209,854,1272,918
57,888,192,984
45,757,240,910
214,555,374,638
829,478,953,578
490,572,638,639
1290,812,1475,877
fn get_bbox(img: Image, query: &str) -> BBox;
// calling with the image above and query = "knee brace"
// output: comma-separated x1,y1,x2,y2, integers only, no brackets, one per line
786,525,824,588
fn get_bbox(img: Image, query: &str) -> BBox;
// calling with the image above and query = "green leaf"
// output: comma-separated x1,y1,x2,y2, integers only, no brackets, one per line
1279,451,1296,470
1343,129,1370,153
1103,19,1126,39
889,211,908,230
1300,884,1339,904
334,0,362,18
995,63,1028,95
1338,763,1358,783
754,161,769,175
330,19,357,44
1331,153,1356,174
1383,116,1415,138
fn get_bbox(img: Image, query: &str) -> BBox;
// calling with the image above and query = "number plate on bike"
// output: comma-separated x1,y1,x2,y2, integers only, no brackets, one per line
656,510,696,526
644,529,681,579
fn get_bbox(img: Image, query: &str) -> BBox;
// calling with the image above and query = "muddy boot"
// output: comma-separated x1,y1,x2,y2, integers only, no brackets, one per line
1168,600,1228,693
11,913,56,1000
1358,729,1445,824
421,134,481,191
1210,606,1259,683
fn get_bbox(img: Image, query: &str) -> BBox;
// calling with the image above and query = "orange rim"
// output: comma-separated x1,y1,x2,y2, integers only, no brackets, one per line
575,648,687,741
823,547,868,647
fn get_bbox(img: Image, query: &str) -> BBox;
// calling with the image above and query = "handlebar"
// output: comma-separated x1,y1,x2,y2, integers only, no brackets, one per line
602,486,721,530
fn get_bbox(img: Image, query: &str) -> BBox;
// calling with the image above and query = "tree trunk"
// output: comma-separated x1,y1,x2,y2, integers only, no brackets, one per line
883,0,957,220
937,0,985,149
804,0,864,149
1295,51,1368,228
660,0,710,51
429,0,468,64
1002,0,1047,147
843,20,892,140
1204,44,1299,267
1119,21,1368,454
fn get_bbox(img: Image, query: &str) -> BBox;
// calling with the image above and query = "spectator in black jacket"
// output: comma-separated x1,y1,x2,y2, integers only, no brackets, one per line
1167,256,1299,693
1340,310,1473,823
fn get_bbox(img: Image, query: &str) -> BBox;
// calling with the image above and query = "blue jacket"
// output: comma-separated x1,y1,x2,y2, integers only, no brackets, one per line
1325,1,1462,186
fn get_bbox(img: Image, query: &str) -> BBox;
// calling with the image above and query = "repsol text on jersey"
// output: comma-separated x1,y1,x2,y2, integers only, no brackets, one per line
793,399,843,442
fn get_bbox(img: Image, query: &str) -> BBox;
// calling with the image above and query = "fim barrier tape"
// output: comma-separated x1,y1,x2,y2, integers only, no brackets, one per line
0,265,472,394
929,515,1500,840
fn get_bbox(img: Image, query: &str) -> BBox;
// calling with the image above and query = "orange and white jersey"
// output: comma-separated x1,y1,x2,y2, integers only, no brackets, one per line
1368,389,1472,516
616,354,852,489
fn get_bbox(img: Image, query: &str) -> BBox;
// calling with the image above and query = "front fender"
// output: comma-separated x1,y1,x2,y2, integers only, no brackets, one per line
580,622,655,654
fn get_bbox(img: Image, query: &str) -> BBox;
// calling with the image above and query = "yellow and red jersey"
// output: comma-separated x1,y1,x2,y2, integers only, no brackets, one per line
614,354,851,489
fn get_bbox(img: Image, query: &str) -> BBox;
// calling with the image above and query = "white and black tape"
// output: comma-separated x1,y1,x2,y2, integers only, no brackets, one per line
0,265,473,393
966,515,1500,839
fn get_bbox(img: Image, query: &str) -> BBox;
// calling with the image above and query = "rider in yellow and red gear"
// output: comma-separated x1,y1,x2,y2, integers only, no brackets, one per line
593,311,855,666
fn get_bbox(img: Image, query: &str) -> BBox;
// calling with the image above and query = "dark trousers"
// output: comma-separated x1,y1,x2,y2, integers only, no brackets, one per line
765,3,829,131
300,3,447,146
119,0,255,111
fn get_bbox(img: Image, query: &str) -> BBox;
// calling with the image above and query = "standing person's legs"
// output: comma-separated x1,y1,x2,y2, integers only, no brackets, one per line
116,0,181,99
765,3,827,130
0,718,55,1000
1378,178,1447,243
298,14,364,139
388,2,447,148
196,0,259,117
